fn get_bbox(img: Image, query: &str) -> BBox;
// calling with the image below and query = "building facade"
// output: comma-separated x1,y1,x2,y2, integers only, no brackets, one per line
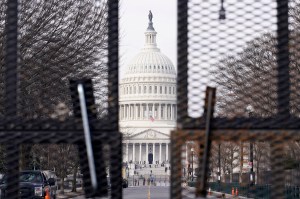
119,12,176,165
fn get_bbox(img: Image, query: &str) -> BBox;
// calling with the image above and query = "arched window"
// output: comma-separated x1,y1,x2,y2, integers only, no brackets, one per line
154,66,156,70
134,86,136,94
126,87,128,94
165,86,167,94
169,87,171,94
139,86,141,94
160,86,162,94
149,86,152,93
173,87,175,94
154,86,157,94
130,87,132,94
144,86,147,93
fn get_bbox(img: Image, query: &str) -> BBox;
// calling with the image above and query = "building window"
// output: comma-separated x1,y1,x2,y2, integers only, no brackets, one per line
144,86,146,93
173,87,175,94
169,87,171,94
130,87,132,94
149,86,152,93
139,86,141,94
134,86,136,94
160,86,162,94
154,86,157,94
165,86,167,94
161,105,164,119
126,87,128,94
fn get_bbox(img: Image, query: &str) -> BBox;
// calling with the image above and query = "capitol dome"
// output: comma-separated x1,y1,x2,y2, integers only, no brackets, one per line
125,49,176,76
120,11,176,165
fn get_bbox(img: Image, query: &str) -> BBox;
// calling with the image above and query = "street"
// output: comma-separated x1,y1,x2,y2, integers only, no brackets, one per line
70,186,231,199
123,186,169,199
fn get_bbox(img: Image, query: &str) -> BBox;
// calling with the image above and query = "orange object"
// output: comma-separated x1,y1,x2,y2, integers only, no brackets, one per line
45,188,50,199
232,187,234,195
235,187,239,196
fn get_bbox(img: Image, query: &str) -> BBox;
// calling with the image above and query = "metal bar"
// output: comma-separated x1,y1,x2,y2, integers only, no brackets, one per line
4,0,19,198
5,143,19,199
108,0,122,197
78,84,98,191
197,87,216,197
108,0,119,131
276,0,290,119
177,0,188,129
109,132,123,199
4,0,18,119
170,131,182,199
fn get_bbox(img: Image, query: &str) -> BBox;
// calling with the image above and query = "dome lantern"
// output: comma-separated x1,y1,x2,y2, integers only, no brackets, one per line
145,10,157,49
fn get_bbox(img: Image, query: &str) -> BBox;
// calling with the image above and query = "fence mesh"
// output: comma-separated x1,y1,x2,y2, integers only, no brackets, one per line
1,0,121,198
174,0,299,199
1,0,299,198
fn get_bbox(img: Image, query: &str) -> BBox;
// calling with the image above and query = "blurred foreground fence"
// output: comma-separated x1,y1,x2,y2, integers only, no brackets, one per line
172,0,300,199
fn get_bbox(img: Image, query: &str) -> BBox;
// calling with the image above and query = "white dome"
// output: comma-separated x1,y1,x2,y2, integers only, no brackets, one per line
125,49,176,75
119,12,176,137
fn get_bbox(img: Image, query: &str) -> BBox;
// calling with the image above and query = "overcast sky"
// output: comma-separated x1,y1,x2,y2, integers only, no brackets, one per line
119,0,277,117
119,0,177,78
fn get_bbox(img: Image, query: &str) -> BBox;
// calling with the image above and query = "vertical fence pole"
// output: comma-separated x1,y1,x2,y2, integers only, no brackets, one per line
177,0,189,129
271,0,290,198
4,0,20,199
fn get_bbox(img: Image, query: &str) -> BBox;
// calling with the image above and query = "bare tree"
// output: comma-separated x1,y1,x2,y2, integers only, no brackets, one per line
0,0,108,118
0,0,108,170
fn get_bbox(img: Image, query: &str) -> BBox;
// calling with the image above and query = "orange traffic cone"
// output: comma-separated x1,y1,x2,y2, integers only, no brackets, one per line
235,187,239,196
45,188,50,199
232,187,235,196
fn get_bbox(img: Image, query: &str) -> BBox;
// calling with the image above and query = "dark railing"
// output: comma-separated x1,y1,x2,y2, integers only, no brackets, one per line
200,182,300,199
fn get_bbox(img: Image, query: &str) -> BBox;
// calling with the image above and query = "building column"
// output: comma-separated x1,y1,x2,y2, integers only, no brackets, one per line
166,143,169,162
139,143,142,163
171,104,173,120
146,143,149,164
146,104,149,119
136,104,139,120
159,143,162,163
133,143,135,163
165,104,168,119
126,143,129,162
158,104,161,120
153,143,156,163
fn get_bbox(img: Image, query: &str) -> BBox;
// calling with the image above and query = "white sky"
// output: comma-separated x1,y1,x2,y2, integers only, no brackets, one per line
119,0,177,78
119,0,277,117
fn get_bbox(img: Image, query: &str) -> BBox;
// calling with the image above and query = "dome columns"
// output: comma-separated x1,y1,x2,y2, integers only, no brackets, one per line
120,103,176,121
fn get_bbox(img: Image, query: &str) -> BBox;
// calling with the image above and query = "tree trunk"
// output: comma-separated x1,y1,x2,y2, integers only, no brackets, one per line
20,145,32,170
60,177,65,194
239,142,244,184
72,166,78,192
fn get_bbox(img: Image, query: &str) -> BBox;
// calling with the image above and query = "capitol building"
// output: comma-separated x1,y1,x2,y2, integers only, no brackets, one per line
119,12,176,166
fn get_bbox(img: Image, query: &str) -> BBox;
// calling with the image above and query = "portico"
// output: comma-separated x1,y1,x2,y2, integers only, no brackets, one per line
124,142,170,164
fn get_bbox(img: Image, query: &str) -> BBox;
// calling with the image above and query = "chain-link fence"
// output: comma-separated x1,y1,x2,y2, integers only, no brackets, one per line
173,0,299,199
1,0,299,198
1,0,120,198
